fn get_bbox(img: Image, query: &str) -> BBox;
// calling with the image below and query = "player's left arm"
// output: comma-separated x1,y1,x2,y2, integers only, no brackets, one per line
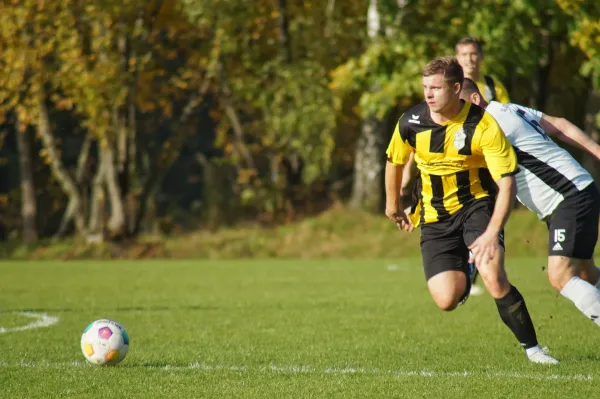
486,174,516,238
470,120,518,265
469,173,517,266
540,114,600,161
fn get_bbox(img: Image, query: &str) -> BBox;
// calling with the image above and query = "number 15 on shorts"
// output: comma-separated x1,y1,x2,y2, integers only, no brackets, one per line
554,229,566,243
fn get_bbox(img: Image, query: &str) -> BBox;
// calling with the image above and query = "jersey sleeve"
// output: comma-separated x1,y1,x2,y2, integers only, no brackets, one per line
386,117,413,165
477,115,519,181
494,79,511,104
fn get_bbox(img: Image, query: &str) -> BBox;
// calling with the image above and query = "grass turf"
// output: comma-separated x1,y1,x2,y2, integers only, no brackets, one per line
0,259,599,398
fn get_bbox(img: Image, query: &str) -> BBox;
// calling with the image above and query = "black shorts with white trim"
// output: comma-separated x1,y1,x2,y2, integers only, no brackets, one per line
420,198,505,281
546,183,600,259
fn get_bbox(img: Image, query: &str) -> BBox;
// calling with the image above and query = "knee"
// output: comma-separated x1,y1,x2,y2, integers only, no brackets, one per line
427,271,466,311
548,259,575,291
547,270,566,291
432,294,460,311
479,271,509,298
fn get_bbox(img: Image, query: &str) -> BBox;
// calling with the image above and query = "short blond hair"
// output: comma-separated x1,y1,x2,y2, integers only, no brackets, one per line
422,56,464,89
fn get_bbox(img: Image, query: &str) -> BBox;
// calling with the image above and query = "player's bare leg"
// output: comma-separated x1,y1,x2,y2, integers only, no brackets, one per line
426,270,469,311
473,247,509,298
549,256,600,326
478,248,558,364
577,259,600,288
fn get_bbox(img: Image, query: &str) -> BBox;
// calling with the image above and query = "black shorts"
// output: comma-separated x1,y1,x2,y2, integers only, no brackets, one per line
420,198,505,281
546,183,600,259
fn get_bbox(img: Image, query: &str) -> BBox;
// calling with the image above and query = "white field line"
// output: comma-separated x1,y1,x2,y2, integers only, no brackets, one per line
0,360,595,381
0,312,60,334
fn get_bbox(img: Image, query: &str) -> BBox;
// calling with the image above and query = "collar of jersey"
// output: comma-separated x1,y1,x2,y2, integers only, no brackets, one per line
431,100,470,126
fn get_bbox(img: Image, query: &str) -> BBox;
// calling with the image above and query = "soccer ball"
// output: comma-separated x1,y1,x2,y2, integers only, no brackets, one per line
80,319,130,366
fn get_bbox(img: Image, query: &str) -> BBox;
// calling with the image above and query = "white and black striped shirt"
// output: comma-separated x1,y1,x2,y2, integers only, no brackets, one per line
486,101,593,219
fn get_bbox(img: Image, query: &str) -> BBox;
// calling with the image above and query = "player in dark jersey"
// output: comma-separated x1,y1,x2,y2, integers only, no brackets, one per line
385,56,557,364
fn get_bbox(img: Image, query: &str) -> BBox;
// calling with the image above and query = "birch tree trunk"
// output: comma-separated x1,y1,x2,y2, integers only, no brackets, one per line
15,120,37,244
349,117,386,211
349,0,386,211
37,93,86,234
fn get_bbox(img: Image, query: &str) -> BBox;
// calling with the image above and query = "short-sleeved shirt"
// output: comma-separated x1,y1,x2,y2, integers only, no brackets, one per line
485,101,594,219
386,101,518,225
476,75,510,104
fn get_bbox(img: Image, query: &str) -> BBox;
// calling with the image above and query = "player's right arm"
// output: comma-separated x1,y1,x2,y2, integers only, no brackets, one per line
385,118,414,232
540,114,600,161
400,152,417,198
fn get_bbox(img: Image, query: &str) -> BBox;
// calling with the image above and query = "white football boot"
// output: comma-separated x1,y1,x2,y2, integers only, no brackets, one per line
527,346,559,364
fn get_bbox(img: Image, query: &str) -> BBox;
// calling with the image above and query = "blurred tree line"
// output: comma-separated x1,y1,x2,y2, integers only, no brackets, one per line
0,0,598,245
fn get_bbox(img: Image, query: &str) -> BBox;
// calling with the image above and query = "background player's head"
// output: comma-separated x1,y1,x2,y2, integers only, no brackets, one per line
455,37,483,78
422,56,464,114
459,78,489,108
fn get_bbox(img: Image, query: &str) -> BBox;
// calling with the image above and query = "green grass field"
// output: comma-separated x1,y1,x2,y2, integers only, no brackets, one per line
1,259,599,398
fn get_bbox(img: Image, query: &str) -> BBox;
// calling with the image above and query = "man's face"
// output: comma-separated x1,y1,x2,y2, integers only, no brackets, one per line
456,43,481,76
422,74,459,114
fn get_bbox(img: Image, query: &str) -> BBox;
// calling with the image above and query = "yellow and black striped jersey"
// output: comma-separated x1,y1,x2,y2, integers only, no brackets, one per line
477,75,510,104
386,101,518,225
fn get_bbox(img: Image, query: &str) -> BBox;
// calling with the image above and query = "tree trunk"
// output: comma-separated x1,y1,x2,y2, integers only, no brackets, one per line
15,121,37,244
224,102,255,170
196,153,228,228
275,0,291,62
367,0,381,37
349,116,386,211
55,133,93,238
100,140,126,238
76,133,93,220
88,157,106,240
127,90,137,234
349,0,386,212
132,163,159,236
324,0,335,38
37,93,86,234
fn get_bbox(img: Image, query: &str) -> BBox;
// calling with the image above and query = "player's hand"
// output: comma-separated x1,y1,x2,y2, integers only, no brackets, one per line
468,230,499,266
385,208,414,232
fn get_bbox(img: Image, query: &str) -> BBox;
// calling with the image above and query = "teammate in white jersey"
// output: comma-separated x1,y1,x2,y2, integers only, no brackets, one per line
458,78,600,328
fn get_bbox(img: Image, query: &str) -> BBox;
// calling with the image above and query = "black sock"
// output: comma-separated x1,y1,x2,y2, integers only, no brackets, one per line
495,285,538,350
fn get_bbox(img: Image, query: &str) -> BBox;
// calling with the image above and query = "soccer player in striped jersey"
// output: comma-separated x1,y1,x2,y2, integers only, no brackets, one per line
460,78,600,328
385,56,557,364
455,37,511,104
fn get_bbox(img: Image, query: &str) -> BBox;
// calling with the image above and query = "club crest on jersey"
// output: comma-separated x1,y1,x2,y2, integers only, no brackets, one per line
454,128,466,150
